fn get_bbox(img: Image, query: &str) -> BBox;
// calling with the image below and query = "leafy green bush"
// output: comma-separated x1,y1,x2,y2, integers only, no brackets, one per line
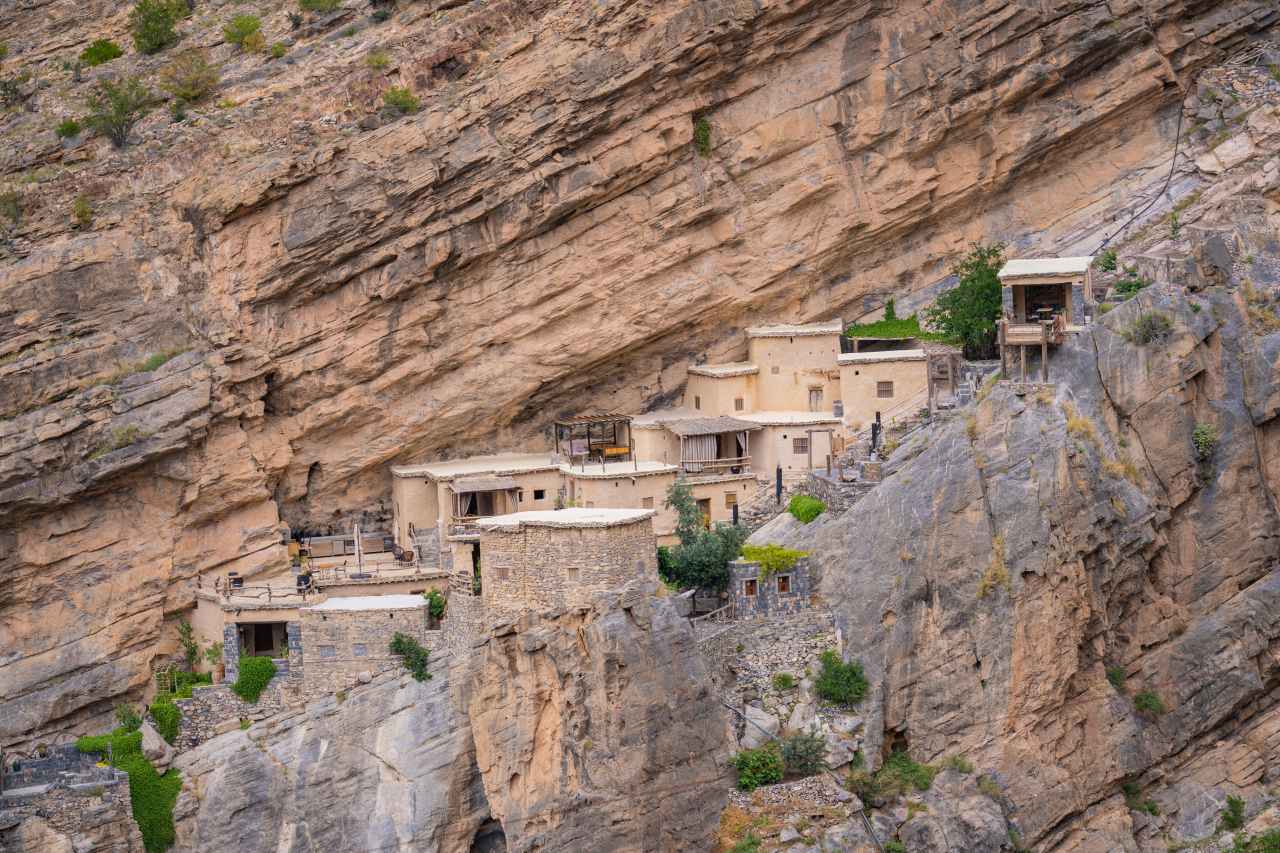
270,42,287,59
382,86,420,115
231,655,277,702
176,618,200,669
149,695,180,744
1106,666,1126,691
741,543,807,578
730,743,783,791
1094,249,1117,272
845,313,954,343
814,649,867,706
781,731,826,777
424,589,446,621
1114,270,1151,297
771,672,795,691
116,704,143,732
158,49,219,102
300,0,341,11
693,116,711,156
658,480,746,591
82,77,154,147
56,117,82,138
77,727,180,853
1133,690,1166,717
787,494,825,524
1221,794,1246,831
884,842,906,853
223,15,262,50
0,189,20,225
1233,829,1280,853
924,242,1005,359
389,632,431,681
129,0,182,55
876,750,938,798
81,39,124,67
77,728,143,758
728,835,761,853
1125,312,1172,346
942,754,973,774
1193,423,1218,462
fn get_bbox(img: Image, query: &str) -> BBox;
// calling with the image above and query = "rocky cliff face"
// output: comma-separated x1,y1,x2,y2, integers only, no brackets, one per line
1,0,1275,744
803,285,1280,849
170,591,730,852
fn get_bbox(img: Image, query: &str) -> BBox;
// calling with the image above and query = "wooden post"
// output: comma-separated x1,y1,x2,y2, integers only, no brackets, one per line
1041,321,1049,383
926,355,936,414
806,429,814,470
1020,345,1027,383
998,321,1007,379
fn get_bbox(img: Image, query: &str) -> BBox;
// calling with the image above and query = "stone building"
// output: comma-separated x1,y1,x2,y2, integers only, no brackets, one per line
474,508,658,625
729,555,812,618
837,349,930,431
298,595,436,698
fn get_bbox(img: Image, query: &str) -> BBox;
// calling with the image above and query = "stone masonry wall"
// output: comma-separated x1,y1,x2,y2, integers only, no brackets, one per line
0,775,140,852
298,605,436,699
480,520,656,624
173,682,287,751
730,558,812,619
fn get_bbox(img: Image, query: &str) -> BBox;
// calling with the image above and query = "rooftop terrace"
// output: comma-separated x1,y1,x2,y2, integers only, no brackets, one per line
746,319,844,338
559,460,677,478
735,411,842,426
837,349,928,365
390,452,557,480
479,507,656,530
687,362,759,378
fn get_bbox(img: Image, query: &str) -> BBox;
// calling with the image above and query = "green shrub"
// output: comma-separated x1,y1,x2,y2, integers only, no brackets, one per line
771,672,796,691
366,49,391,70
0,189,20,224
223,15,262,50
693,116,711,156
728,835,761,853
787,494,825,523
389,632,431,681
1220,794,1246,831
1094,249,1117,272
1125,312,1172,346
1106,666,1126,691
129,0,182,55
55,117,81,138
1193,423,1218,461
270,42,287,59
77,727,180,852
371,8,391,22
1233,829,1280,853
1098,302,1115,315
780,731,826,777
731,743,783,791
149,695,180,744
231,655,277,702
424,589,446,621
942,754,973,774
659,480,746,591
300,0,341,10
876,750,938,798
814,649,868,706
73,193,96,227
1122,781,1159,816
157,49,219,102
924,242,1005,359
741,543,807,578
83,76,154,147
845,313,953,343
80,39,124,67
1114,271,1151,297
115,704,143,732
77,728,143,759
1133,689,1166,717
884,842,906,853
382,86,420,115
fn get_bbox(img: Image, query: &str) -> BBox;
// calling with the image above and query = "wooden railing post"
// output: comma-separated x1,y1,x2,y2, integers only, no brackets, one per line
1041,320,1050,383
998,320,1007,379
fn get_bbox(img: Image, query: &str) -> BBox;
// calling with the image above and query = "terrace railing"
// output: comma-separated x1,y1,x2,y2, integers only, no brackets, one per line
679,456,752,476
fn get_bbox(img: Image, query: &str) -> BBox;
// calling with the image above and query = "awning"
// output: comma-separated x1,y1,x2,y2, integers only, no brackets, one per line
664,416,763,437
450,476,518,493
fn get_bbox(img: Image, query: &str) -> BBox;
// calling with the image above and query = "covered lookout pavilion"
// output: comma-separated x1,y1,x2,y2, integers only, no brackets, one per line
996,256,1094,381
554,413,634,464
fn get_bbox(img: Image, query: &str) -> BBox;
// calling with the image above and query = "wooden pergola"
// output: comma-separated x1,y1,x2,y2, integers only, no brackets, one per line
554,413,633,463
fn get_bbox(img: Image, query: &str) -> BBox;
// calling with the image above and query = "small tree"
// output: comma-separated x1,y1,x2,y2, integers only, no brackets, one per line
883,297,897,321
175,619,199,670
83,77,154,147
666,479,702,547
389,632,431,681
80,39,124,67
781,731,826,777
129,0,181,54
223,15,263,51
424,589,446,621
157,49,219,102
382,86,420,115
925,242,1005,358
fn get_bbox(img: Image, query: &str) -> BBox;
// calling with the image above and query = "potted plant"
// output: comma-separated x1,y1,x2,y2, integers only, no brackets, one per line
205,643,224,683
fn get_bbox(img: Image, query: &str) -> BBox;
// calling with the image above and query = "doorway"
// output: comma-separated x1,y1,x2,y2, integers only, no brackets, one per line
238,622,287,657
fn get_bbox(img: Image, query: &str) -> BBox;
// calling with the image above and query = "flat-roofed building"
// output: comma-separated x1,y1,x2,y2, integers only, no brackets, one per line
997,256,1094,380
735,410,842,477
838,349,930,431
744,319,843,413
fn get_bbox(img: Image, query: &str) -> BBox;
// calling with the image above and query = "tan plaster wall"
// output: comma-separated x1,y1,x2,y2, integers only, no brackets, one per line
684,373,756,416
839,359,929,431
191,594,227,650
391,475,435,548
633,427,681,466
566,471,678,537
689,477,759,527
751,424,835,477
746,334,842,411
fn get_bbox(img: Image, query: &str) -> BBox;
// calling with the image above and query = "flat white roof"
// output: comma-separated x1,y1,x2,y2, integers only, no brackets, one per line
838,349,928,365
630,408,697,429
304,594,425,612
560,461,678,479
746,319,843,338
687,362,759,378
736,411,842,426
480,507,655,530
997,257,1092,280
391,452,557,479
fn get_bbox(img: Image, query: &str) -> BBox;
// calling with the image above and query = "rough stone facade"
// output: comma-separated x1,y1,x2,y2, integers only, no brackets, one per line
730,557,812,619
0,776,141,852
298,603,438,699
478,517,657,624
173,683,287,751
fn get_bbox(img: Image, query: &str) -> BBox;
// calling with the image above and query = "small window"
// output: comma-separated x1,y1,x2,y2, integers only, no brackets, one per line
793,437,809,454
771,366,780,375
776,575,791,594
318,645,336,659
496,566,511,581
724,491,737,508
808,387,823,411
734,397,744,411
744,579,758,597
567,567,580,582
877,380,895,398
517,489,524,502
533,489,545,500
352,643,367,657
641,496,654,508
694,395,701,410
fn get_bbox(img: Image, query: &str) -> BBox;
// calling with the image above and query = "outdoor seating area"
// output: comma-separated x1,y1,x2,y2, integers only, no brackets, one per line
554,413,634,464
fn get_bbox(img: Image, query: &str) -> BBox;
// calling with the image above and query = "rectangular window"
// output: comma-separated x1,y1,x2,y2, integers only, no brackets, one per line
744,579,758,597
694,395,701,410
734,397,744,411
808,387,823,411
352,643,367,657
318,645,336,659
496,566,511,581
776,575,791,594
517,489,524,502
567,567,580,582
533,489,545,500
724,491,737,508
792,437,809,454
877,380,895,398
641,496,654,508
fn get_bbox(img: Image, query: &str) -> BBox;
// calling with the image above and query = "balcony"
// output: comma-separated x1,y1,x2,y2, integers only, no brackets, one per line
448,516,483,539
679,455,752,478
